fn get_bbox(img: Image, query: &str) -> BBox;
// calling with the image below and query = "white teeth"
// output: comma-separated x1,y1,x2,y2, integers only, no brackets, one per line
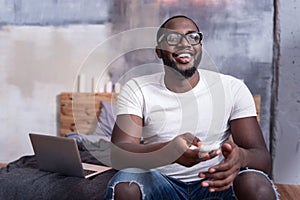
178,53,191,58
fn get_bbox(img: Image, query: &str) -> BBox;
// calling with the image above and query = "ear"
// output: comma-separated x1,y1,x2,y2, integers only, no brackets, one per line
155,46,162,59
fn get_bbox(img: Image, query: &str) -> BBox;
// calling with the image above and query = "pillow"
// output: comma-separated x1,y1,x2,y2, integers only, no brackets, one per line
93,101,117,139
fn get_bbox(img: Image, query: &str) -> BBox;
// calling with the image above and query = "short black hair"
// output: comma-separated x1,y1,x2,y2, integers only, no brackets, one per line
156,15,200,44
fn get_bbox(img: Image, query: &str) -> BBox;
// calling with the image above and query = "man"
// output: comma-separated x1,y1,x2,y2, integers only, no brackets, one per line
105,16,278,200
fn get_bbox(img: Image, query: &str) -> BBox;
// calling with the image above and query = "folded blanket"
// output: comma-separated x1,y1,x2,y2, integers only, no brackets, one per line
0,150,116,200
66,132,112,167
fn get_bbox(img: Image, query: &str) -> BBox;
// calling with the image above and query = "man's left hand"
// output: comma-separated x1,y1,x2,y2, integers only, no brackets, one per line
198,142,244,192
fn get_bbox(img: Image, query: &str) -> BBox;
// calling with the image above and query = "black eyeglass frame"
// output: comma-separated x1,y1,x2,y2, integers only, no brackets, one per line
157,31,203,46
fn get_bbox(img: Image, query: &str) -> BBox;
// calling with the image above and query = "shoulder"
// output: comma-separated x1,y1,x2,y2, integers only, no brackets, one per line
119,72,164,99
123,72,164,90
131,72,164,83
199,69,245,92
198,70,256,120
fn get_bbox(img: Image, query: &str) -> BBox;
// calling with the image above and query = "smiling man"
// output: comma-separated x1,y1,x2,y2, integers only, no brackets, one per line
156,17,202,80
105,16,278,200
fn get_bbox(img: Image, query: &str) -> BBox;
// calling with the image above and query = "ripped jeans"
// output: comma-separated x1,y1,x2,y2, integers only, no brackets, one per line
104,168,279,200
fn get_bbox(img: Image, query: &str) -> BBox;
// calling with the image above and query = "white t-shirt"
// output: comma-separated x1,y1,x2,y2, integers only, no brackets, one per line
117,69,257,182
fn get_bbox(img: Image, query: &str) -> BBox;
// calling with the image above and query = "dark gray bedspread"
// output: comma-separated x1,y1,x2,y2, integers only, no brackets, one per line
0,151,116,200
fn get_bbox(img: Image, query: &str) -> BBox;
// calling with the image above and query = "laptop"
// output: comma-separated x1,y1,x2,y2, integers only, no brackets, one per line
29,133,112,178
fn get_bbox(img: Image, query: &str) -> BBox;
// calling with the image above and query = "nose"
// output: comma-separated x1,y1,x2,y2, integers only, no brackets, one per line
179,35,191,47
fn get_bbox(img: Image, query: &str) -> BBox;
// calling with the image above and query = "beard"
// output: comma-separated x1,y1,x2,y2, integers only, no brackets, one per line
161,50,202,79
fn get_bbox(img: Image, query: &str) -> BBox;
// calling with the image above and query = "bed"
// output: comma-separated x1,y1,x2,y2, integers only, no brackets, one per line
0,92,261,200
0,92,118,200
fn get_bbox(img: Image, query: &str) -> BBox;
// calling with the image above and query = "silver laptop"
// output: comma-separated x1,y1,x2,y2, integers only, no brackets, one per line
29,133,112,178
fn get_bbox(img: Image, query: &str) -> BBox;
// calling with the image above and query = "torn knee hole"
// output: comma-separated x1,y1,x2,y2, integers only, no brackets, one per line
115,182,142,194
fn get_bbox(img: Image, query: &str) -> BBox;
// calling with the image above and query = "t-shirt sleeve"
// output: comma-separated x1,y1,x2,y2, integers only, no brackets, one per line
117,79,144,118
230,79,257,121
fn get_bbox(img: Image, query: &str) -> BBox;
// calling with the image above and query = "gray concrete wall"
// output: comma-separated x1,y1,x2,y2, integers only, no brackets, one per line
0,0,111,25
0,25,110,162
0,0,112,162
272,0,300,184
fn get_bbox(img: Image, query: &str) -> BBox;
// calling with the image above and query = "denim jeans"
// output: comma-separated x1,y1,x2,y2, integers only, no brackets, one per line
104,168,278,200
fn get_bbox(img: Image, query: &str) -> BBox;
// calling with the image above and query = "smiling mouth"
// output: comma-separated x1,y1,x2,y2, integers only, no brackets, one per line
173,53,192,64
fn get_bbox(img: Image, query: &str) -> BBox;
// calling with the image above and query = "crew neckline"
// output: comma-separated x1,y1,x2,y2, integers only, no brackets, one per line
160,69,206,96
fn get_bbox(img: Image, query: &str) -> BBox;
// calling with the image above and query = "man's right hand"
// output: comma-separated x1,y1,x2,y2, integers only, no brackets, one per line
172,133,221,167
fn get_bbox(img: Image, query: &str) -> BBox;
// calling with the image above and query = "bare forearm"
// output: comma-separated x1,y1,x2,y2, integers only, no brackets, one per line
239,147,271,174
230,117,272,174
110,141,183,170
115,141,168,153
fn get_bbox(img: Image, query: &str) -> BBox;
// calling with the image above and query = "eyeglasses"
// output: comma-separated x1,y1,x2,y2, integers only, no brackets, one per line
158,31,203,46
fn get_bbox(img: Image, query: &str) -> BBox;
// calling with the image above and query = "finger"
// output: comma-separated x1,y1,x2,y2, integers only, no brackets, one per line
209,148,240,173
208,161,232,173
184,148,201,159
221,143,233,158
188,148,218,164
206,177,234,192
189,138,201,149
208,148,222,157
198,152,210,161
209,184,232,192
198,161,239,180
201,175,235,191
183,132,198,144
201,167,235,180
206,155,233,173
199,149,222,160
192,137,201,146
173,133,196,151
202,155,240,181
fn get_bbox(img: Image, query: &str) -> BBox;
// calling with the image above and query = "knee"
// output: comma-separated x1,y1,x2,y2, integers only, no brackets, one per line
233,171,277,200
114,182,142,200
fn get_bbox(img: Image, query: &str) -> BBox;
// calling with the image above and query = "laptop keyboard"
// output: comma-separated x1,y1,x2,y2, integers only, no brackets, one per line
83,169,97,176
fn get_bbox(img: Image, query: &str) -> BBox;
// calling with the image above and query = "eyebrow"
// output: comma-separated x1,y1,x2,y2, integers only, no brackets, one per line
167,30,198,35
166,30,198,35
186,30,198,34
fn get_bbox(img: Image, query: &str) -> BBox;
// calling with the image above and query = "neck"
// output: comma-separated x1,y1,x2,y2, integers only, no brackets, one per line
164,68,200,93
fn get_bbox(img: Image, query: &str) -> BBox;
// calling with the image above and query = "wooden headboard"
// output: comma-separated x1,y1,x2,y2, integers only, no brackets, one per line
59,93,261,136
59,92,118,136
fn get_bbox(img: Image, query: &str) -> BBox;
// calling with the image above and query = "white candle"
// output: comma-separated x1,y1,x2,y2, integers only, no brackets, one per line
105,81,113,93
91,77,97,93
114,82,121,93
78,74,86,92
